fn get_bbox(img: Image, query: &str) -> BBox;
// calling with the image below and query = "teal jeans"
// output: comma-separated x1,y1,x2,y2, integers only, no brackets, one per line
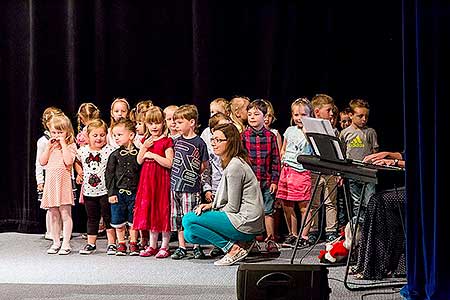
183,210,256,253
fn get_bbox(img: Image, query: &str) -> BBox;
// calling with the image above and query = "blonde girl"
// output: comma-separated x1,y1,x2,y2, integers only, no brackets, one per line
134,106,174,258
163,105,179,138
276,98,314,247
107,98,130,148
36,106,64,240
39,114,77,255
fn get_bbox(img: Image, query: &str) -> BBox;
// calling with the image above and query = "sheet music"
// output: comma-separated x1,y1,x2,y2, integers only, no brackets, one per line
301,116,335,136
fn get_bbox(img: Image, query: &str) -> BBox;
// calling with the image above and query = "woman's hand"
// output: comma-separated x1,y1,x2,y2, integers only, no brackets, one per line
195,203,212,215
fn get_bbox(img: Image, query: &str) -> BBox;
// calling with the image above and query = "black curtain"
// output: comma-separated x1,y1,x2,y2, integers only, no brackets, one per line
1,2,403,230
401,0,449,299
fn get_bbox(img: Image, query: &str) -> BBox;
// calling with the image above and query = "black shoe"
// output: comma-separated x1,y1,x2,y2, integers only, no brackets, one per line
281,234,297,248
307,232,319,245
193,247,206,259
209,246,224,258
325,232,340,243
171,247,187,260
79,244,96,255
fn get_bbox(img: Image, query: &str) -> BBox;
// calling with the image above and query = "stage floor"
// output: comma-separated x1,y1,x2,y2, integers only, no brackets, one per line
0,232,405,299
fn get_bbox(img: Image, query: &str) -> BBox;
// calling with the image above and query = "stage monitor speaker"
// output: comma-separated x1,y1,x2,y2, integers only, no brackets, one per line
237,263,330,300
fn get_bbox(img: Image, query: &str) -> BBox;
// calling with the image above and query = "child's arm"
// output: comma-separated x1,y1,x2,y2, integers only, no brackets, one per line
105,153,118,203
145,147,174,169
39,139,58,166
59,139,76,166
35,138,46,190
270,134,281,194
74,159,83,184
137,137,153,164
200,160,208,175
276,131,283,155
279,137,287,160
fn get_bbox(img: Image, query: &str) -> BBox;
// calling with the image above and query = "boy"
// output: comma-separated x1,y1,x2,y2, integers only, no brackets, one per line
339,99,378,224
308,94,340,244
339,107,352,130
241,99,281,252
170,104,209,259
105,118,141,256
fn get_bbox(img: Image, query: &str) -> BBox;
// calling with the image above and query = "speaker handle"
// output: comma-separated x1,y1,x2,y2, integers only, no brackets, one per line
256,272,295,289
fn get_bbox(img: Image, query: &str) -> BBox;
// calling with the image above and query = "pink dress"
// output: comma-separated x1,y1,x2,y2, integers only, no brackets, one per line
40,143,77,209
133,137,173,232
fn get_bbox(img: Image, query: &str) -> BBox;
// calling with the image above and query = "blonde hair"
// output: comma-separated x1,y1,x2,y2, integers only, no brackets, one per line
290,97,313,126
130,100,154,121
209,112,231,129
87,118,108,136
230,96,250,133
311,94,334,109
173,104,199,125
41,106,63,131
210,98,231,116
109,98,130,128
77,102,100,133
144,106,167,135
349,98,370,113
47,114,75,144
163,105,179,115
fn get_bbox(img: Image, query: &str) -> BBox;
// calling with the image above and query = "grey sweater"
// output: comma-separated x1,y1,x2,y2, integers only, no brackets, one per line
213,157,265,235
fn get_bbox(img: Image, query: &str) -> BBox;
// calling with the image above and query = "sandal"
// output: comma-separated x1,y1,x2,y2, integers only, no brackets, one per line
47,244,61,254
139,246,158,257
58,248,72,255
155,247,171,258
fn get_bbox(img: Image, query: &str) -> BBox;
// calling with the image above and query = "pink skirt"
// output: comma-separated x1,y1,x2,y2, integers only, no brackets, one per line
275,165,311,201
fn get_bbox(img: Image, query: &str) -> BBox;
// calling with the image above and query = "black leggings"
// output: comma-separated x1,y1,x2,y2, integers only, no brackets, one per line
84,194,112,235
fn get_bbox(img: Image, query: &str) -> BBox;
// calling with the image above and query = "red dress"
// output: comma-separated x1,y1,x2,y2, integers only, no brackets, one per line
133,137,173,232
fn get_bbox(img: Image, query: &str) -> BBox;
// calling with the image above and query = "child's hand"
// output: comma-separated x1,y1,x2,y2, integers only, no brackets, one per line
144,152,154,160
37,183,44,192
204,191,214,203
143,137,154,149
269,183,277,194
274,199,282,209
109,195,118,204
76,173,83,185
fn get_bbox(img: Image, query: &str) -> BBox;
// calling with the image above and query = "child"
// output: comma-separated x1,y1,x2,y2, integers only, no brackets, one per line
276,98,314,247
76,119,117,255
39,114,77,255
308,94,340,244
36,106,63,240
133,100,153,149
339,99,378,224
170,104,209,259
134,106,174,258
230,95,250,133
76,103,101,147
339,107,352,130
106,118,141,256
163,105,179,138
241,99,281,251
107,98,130,148
263,100,283,156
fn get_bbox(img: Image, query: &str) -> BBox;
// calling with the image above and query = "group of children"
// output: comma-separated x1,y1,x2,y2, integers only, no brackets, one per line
35,93,379,262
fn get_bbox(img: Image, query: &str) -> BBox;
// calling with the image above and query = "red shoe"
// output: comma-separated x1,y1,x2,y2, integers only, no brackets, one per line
155,247,171,258
139,246,157,257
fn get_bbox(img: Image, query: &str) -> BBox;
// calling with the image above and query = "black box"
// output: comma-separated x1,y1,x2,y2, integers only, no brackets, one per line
237,264,330,300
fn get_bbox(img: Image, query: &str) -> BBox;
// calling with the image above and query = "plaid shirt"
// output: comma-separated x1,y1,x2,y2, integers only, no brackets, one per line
241,126,281,189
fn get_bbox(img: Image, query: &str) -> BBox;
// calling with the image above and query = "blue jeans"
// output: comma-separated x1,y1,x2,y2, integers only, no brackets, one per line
349,179,375,224
110,191,135,227
182,211,256,253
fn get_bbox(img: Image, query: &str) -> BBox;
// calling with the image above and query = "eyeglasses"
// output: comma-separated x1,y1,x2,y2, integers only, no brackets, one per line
210,137,227,144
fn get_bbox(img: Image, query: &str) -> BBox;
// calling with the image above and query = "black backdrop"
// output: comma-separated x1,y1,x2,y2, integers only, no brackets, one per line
0,1,403,231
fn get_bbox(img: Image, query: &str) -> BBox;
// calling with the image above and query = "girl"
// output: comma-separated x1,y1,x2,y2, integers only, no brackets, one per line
276,98,314,247
36,106,63,240
133,100,153,149
107,98,130,148
134,106,174,258
76,119,117,255
76,102,100,147
263,99,283,154
163,105,179,138
39,114,77,255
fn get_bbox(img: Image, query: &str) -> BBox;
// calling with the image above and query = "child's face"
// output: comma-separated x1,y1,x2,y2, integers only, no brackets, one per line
111,102,129,121
112,125,135,147
339,113,351,129
88,127,107,150
146,121,164,138
210,103,226,117
292,104,310,128
135,121,146,135
264,114,274,128
247,107,265,130
49,125,67,141
175,117,194,136
350,107,369,129
314,104,334,121
164,109,177,133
